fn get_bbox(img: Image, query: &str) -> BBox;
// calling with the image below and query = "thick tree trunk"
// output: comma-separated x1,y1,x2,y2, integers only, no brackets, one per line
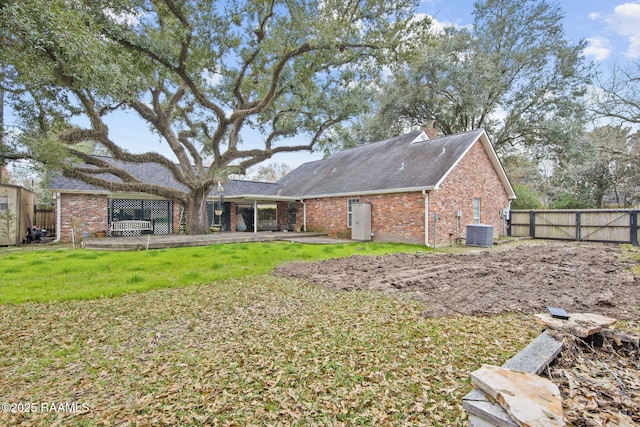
185,187,211,235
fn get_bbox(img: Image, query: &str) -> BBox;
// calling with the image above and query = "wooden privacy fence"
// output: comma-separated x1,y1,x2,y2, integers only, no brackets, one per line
509,209,638,246
34,205,56,235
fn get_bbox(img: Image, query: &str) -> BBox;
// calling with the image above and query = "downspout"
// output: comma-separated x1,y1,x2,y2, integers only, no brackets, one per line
422,189,430,247
253,199,258,233
52,192,61,243
301,200,306,232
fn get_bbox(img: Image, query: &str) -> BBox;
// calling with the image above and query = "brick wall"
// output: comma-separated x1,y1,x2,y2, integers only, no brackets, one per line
276,201,304,231
173,202,182,234
428,140,509,246
303,140,510,246
59,194,108,242
56,139,509,245
303,193,426,244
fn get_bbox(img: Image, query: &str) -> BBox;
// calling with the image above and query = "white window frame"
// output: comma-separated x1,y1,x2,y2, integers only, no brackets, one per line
0,195,8,212
347,198,359,228
473,198,481,224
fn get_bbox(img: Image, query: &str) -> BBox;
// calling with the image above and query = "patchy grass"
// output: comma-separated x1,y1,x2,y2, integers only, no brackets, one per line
0,241,429,304
623,244,640,276
0,277,540,426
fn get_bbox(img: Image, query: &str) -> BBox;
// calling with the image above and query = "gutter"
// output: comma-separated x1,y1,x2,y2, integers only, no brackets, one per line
290,185,436,200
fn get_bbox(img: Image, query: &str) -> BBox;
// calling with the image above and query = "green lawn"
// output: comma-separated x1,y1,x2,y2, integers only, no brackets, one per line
0,241,429,304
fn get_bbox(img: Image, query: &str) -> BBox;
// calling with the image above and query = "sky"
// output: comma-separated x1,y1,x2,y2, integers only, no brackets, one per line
281,0,640,168
6,1,640,173
420,0,640,63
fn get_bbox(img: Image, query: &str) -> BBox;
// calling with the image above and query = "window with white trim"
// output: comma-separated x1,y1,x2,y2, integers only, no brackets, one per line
347,198,359,227
473,198,481,224
0,196,8,211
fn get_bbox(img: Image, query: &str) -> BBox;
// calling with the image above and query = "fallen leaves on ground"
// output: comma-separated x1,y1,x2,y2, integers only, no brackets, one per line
0,277,539,426
547,330,640,427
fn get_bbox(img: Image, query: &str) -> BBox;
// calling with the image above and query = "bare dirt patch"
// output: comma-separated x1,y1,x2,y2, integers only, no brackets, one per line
273,241,640,319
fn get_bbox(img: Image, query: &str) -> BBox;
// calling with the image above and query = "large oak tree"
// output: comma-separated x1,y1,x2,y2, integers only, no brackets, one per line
0,0,425,233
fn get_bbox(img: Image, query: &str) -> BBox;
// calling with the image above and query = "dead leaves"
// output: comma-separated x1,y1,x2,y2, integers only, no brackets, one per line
548,332,640,426
0,277,540,426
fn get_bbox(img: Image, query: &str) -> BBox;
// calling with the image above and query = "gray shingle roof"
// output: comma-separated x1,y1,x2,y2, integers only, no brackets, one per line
48,157,189,193
49,129,500,199
48,157,280,197
275,129,485,197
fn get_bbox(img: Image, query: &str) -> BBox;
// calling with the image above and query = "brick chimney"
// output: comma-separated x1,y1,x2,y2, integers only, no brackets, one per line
422,122,438,139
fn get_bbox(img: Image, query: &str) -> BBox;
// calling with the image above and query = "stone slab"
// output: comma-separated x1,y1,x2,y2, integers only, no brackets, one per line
463,331,564,427
534,312,617,338
471,365,565,427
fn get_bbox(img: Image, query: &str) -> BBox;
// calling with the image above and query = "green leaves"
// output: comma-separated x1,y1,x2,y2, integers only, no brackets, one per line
2,0,425,234
331,0,590,158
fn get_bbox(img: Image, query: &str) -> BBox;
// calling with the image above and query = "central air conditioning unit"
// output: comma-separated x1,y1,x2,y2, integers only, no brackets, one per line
466,224,494,247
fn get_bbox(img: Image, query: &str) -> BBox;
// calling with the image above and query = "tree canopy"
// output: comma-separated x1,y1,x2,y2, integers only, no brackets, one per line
323,0,591,159
593,61,640,125
0,0,426,233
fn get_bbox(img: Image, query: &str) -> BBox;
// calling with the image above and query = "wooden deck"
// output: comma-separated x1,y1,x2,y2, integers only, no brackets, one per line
82,231,349,251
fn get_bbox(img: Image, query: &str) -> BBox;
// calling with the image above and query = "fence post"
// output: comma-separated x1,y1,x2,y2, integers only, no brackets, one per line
529,210,535,238
576,211,581,242
631,211,638,247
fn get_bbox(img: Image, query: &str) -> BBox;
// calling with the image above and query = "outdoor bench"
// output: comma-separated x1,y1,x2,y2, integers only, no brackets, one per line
109,220,153,236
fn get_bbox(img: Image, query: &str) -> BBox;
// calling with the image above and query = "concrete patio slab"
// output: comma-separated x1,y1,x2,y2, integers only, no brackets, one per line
81,231,350,250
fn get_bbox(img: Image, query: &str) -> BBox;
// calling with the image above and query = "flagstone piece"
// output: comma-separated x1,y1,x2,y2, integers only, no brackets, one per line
471,364,565,427
534,312,617,338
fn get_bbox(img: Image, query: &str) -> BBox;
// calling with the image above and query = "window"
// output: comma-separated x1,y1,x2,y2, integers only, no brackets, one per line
347,198,359,227
473,198,481,224
0,196,8,212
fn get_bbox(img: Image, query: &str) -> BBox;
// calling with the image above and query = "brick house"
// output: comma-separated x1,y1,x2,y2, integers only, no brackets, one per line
49,128,515,246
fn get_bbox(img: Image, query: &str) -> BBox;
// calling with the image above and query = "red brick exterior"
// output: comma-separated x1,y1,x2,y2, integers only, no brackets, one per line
428,140,509,246
57,140,510,246
302,193,426,244
300,140,510,246
59,194,108,242
60,195,181,242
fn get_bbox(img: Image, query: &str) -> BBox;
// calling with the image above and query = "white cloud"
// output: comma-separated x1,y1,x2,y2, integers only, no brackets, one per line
584,37,611,61
408,12,471,37
202,70,223,86
103,8,141,27
607,2,640,58
588,12,601,20
428,15,454,34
